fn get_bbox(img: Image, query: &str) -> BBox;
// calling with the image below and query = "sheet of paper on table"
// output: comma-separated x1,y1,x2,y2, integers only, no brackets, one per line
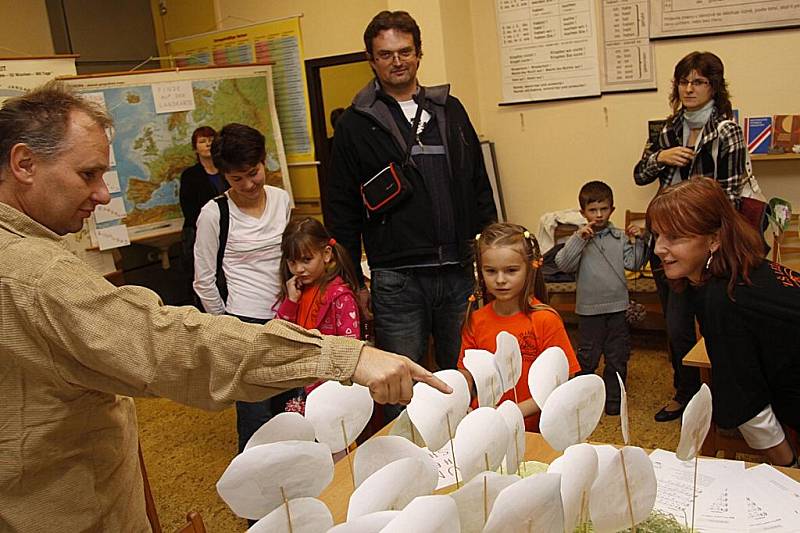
650,449,800,532
425,445,460,489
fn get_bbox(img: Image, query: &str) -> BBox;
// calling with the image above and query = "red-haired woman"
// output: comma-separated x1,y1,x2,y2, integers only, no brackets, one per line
647,178,799,467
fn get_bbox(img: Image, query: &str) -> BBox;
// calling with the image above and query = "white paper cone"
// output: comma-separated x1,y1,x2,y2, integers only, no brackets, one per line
539,374,605,451
617,372,629,444
347,456,438,520
547,443,598,533
676,383,713,461
380,495,460,533
246,497,332,532
483,473,564,533
463,349,503,407
244,411,315,450
353,435,433,488
449,471,519,533
452,407,510,484
589,446,657,533
496,400,526,475
494,331,522,393
406,370,470,452
216,440,333,520
528,346,569,410
305,381,374,453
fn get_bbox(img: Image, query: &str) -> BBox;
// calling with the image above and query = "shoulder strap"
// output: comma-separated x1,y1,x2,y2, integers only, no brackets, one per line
712,120,762,199
214,195,229,303
402,87,426,166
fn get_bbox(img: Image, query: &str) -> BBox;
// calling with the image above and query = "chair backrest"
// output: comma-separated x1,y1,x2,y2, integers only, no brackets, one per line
774,213,800,268
553,223,578,244
625,210,646,232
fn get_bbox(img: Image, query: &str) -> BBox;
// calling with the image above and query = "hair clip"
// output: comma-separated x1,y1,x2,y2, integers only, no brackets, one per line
531,258,543,269
475,233,481,241
468,294,476,302
523,230,531,239
328,238,336,246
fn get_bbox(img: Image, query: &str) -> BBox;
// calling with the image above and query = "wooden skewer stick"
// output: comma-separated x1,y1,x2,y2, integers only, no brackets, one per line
483,474,489,525
446,413,460,489
576,407,582,443
280,486,294,533
491,374,497,407
619,450,637,533
513,427,522,476
484,451,490,472
340,418,355,488
691,454,699,533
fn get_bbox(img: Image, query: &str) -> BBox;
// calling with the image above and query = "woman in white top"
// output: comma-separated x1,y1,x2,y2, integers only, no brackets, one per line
192,123,295,456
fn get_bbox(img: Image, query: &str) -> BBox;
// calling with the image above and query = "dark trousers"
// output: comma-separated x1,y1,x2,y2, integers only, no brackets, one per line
371,263,473,421
577,311,630,408
652,257,701,405
229,314,303,454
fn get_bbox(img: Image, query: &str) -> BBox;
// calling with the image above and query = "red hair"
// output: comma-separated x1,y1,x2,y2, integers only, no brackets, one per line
646,178,763,297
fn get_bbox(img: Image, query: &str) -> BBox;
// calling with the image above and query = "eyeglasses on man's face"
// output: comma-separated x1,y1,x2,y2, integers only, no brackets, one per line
678,78,710,88
372,47,417,63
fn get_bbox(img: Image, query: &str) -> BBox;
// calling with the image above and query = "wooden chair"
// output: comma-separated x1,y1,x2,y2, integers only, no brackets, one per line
772,213,800,270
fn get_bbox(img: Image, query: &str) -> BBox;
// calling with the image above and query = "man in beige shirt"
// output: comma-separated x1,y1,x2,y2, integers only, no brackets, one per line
0,82,449,532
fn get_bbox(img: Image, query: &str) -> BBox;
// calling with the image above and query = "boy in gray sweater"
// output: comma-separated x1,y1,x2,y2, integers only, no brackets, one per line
555,181,647,415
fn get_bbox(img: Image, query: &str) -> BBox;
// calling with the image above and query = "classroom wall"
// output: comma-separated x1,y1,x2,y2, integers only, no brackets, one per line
467,0,800,231
0,0,54,56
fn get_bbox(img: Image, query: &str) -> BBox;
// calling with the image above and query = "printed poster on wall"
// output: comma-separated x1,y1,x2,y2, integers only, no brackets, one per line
165,17,315,163
600,0,656,92
650,0,800,38
495,0,601,104
63,64,292,241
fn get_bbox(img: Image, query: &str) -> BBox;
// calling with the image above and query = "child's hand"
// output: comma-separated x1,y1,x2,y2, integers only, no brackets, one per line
577,222,595,240
626,224,644,239
286,276,303,302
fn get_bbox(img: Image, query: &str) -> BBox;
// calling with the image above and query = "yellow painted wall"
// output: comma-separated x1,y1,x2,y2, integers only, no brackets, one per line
220,2,800,230
320,61,374,137
467,0,800,232
0,0,54,55
150,0,217,59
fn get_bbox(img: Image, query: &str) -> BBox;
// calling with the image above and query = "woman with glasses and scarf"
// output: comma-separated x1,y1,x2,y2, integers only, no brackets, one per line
634,51,748,423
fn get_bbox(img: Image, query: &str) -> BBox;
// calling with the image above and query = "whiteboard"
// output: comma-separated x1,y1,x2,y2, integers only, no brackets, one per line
650,0,800,38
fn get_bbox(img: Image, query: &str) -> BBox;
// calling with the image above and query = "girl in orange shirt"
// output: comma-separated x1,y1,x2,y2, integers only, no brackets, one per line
458,222,579,431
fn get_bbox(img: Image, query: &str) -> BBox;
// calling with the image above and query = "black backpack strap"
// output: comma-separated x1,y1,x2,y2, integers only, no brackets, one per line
214,195,229,304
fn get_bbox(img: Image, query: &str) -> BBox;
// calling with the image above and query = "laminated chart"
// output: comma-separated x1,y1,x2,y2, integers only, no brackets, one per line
651,0,800,38
495,0,601,103
601,0,656,91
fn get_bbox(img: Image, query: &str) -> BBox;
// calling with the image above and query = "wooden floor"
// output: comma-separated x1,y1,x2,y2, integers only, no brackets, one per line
135,328,689,532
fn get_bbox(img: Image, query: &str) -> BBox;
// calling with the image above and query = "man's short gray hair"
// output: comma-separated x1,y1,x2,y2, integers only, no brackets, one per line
0,80,113,173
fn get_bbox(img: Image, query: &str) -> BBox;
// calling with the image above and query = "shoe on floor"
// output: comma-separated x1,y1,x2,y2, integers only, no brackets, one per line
654,403,685,422
605,404,621,416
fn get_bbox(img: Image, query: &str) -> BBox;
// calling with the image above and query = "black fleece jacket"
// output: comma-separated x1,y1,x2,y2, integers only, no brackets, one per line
327,80,497,285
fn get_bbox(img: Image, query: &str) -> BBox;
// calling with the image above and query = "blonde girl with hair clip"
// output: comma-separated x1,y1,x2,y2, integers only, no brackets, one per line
276,217,363,399
457,222,580,431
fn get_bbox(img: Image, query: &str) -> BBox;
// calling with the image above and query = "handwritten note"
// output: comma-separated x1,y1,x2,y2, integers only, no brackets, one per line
97,224,130,251
94,197,127,224
152,81,195,114
427,445,460,489
102,170,121,194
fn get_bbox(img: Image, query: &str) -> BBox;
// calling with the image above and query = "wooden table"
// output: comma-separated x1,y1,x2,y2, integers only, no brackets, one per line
683,338,763,458
318,425,800,524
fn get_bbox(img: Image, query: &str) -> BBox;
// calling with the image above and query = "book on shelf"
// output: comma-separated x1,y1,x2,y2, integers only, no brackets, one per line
772,114,800,154
744,117,772,154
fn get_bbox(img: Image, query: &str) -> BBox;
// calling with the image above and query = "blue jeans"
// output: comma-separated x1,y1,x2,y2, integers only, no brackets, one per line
229,314,303,453
371,263,474,421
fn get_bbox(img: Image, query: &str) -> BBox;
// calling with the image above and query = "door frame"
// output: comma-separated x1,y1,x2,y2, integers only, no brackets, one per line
305,51,369,221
